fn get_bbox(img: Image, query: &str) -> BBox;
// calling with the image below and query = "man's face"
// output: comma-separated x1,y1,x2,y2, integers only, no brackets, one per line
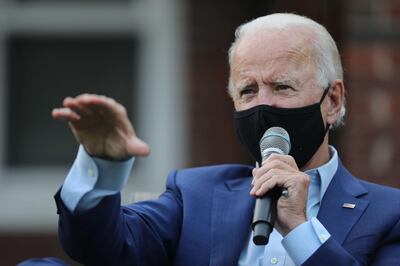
231,27,326,113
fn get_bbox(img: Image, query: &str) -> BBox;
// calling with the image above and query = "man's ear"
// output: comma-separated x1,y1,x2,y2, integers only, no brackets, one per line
326,80,345,125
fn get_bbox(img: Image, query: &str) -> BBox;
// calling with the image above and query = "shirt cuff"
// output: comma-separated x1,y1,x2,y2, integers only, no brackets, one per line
60,145,135,213
282,217,331,265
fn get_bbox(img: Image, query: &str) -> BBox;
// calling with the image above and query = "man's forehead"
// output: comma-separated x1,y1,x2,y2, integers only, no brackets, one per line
231,28,316,86
234,26,315,62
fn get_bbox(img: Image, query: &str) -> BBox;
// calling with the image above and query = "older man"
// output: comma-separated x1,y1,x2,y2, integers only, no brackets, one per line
53,13,400,265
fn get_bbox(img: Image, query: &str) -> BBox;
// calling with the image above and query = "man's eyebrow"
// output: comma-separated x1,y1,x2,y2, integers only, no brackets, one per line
235,76,300,91
236,79,256,90
270,76,300,86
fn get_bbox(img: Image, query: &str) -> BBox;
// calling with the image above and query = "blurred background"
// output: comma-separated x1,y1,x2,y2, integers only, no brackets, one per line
0,0,398,264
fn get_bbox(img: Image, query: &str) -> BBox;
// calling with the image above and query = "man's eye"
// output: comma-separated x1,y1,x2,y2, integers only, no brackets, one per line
276,84,293,91
239,86,257,97
240,88,255,95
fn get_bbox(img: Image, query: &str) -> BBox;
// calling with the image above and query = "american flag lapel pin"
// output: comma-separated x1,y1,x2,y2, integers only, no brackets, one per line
342,203,356,209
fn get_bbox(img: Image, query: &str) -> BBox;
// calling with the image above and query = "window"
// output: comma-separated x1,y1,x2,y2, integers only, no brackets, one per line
6,36,136,166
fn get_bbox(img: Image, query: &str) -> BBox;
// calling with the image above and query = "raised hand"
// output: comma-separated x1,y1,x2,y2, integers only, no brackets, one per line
52,94,150,160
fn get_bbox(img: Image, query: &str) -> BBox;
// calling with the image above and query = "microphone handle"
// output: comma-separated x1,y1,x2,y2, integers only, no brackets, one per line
252,188,280,245
252,150,283,245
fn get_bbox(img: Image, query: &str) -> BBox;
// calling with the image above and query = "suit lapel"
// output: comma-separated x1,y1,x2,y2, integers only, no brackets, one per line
318,160,369,244
209,177,255,266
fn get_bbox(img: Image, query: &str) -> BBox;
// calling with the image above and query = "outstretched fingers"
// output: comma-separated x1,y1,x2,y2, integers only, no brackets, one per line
52,107,81,122
63,96,94,117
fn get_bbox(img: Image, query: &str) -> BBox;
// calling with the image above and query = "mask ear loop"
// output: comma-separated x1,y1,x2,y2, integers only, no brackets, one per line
320,84,332,133
319,84,331,104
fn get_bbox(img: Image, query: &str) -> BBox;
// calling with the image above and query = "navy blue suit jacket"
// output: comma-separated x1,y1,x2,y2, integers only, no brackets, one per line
55,160,400,265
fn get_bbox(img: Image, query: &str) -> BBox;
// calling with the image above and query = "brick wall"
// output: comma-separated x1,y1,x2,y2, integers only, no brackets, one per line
341,0,400,187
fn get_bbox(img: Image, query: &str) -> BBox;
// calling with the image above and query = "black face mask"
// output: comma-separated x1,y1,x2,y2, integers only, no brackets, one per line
234,87,330,169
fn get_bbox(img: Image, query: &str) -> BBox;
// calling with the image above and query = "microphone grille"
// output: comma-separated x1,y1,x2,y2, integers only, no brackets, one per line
260,127,291,158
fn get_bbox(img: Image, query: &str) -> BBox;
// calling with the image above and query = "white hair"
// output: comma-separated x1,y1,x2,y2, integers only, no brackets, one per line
228,13,345,129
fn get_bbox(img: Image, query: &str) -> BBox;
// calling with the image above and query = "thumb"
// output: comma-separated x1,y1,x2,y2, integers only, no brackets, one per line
127,137,150,156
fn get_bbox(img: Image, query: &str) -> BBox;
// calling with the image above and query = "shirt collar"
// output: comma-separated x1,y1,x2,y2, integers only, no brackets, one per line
305,145,338,202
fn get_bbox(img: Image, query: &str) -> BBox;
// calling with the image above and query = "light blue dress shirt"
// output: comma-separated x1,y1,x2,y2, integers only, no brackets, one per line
61,145,338,265
60,146,134,212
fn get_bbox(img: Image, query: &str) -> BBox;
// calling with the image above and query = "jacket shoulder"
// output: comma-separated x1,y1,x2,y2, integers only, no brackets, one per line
359,179,400,200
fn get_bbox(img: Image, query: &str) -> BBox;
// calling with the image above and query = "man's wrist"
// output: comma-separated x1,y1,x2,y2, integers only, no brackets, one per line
83,145,133,162
280,216,307,236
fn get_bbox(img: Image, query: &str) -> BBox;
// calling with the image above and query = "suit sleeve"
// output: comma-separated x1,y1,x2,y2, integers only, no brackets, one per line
55,170,183,266
302,219,400,266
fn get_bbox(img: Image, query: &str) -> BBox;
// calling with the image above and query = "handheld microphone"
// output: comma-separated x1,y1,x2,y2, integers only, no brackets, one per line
252,127,291,245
